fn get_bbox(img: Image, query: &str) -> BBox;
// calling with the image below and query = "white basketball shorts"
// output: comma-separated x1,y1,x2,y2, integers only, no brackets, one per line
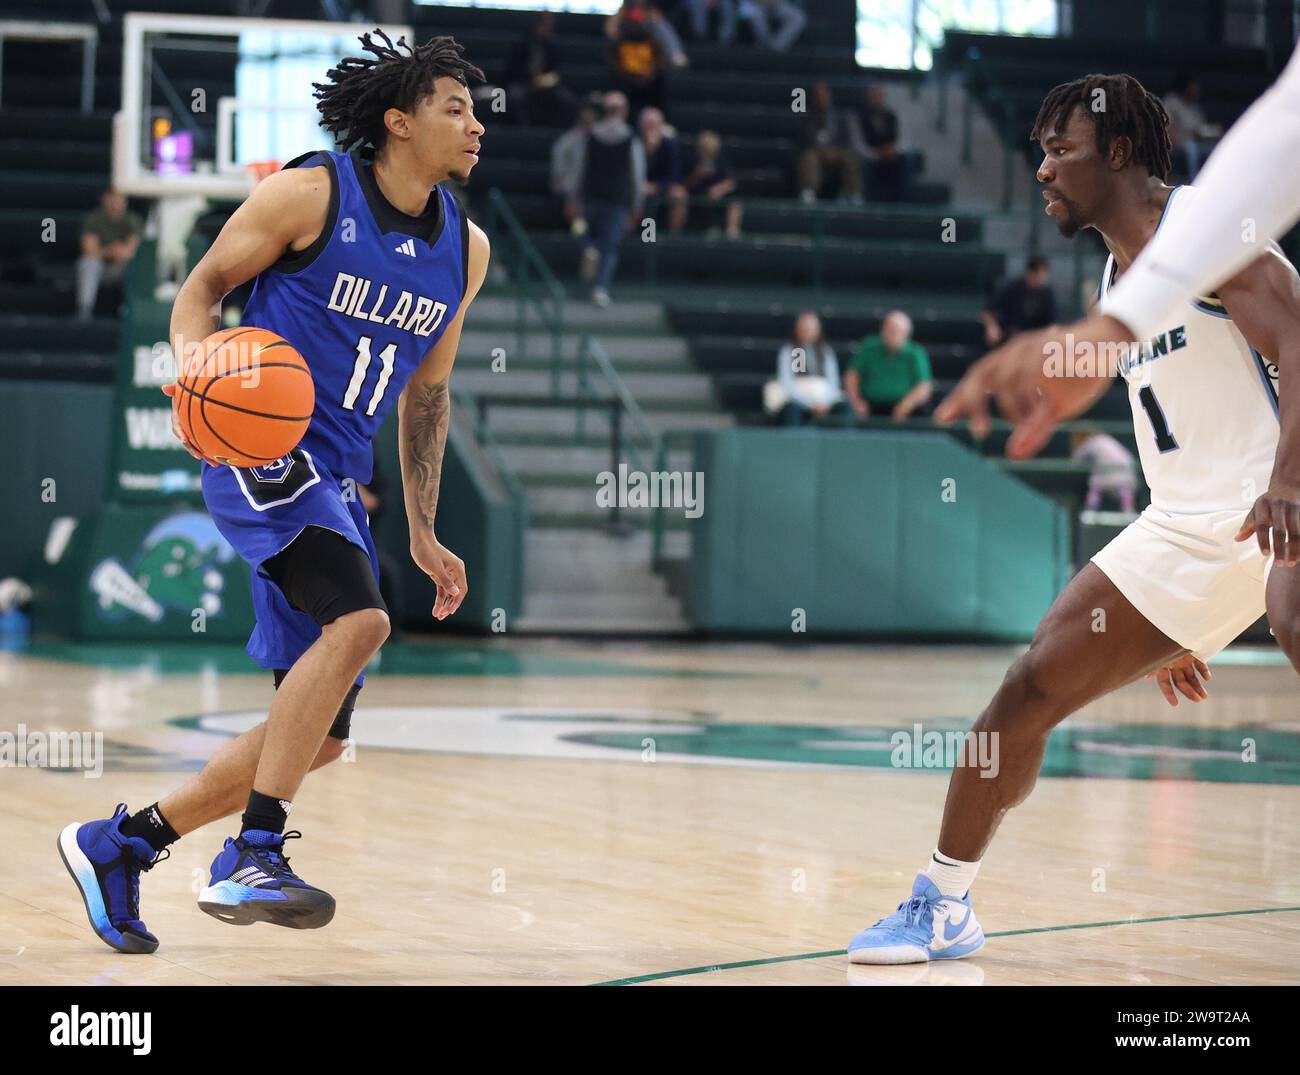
1091,506,1273,659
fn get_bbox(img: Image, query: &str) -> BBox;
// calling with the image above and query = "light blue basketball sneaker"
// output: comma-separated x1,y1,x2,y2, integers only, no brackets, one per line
847,873,985,964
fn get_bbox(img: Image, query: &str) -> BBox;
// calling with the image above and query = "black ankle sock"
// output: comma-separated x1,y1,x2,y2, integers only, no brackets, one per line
241,789,289,836
121,803,180,854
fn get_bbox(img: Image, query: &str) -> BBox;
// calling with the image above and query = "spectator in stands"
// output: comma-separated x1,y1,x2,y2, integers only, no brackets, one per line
739,0,806,51
683,130,743,238
552,95,600,233
844,310,933,420
607,0,688,72
797,82,862,204
1163,72,1222,180
981,255,1057,347
505,11,578,128
574,91,646,307
607,3,671,118
640,107,689,233
686,0,739,46
1071,430,1138,514
848,84,914,202
77,187,143,320
767,310,849,425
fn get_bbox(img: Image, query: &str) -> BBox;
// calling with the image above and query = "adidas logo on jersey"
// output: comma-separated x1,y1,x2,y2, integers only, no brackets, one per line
394,239,417,257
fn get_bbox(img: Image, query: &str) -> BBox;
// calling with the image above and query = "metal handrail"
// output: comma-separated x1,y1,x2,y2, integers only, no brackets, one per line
452,389,527,504
478,188,671,561
576,334,670,560
482,187,565,387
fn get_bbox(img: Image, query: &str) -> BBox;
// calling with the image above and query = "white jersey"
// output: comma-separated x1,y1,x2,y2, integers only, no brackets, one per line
1099,184,1280,515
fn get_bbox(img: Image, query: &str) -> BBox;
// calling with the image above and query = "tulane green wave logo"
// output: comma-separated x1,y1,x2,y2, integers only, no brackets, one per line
90,513,235,623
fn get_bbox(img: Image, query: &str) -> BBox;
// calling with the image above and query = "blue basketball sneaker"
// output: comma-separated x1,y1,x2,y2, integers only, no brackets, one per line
197,829,335,929
58,803,168,955
847,874,985,964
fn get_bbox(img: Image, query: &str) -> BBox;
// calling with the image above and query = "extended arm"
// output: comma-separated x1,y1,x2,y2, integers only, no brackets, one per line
164,167,328,459
397,219,491,620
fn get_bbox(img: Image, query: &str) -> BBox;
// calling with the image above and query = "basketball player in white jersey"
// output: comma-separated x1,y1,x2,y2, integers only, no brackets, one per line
848,73,1300,964
941,39,1300,462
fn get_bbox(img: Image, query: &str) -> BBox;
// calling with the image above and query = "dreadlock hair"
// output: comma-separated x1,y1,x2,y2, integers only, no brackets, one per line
1030,73,1172,180
313,30,484,155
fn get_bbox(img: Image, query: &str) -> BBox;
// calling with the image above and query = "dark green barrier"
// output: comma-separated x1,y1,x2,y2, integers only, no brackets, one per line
0,383,114,580
687,429,1070,639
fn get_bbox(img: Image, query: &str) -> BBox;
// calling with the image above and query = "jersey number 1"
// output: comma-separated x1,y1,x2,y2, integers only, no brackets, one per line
341,336,396,416
1138,385,1178,453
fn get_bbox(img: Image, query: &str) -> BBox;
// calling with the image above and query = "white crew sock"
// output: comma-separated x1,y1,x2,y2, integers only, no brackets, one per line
924,848,981,898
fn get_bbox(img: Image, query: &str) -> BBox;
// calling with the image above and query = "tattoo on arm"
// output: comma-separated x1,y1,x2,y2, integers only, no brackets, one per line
405,380,450,531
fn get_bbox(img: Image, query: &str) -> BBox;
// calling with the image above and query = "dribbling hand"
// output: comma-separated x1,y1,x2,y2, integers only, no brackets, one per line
160,381,210,463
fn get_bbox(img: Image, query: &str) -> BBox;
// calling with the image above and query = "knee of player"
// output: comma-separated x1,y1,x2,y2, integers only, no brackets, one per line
328,606,391,654
1270,614,1300,662
314,735,349,768
1001,646,1058,713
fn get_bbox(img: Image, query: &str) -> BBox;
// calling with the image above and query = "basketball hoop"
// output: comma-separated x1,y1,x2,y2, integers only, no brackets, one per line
245,160,283,187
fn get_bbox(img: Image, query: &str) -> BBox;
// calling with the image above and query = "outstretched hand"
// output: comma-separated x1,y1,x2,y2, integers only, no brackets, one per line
934,314,1132,459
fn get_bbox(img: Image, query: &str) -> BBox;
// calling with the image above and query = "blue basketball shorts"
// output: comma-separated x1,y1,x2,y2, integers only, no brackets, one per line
201,447,382,679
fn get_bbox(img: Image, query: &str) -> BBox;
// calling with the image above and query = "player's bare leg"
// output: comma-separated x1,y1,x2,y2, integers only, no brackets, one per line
180,607,388,929
158,607,386,836
250,607,388,797
936,564,1182,861
1265,564,1300,672
153,723,348,839
848,564,1184,963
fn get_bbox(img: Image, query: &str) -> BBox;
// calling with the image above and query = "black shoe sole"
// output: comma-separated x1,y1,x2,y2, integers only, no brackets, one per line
197,893,336,930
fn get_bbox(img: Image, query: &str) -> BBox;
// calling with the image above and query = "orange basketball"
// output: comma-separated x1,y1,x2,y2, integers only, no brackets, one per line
177,326,314,468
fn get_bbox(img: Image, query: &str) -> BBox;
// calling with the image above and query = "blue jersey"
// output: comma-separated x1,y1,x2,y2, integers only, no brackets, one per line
241,148,469,483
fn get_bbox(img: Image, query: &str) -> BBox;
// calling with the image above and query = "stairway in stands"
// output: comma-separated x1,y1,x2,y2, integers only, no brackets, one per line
455,295,721,632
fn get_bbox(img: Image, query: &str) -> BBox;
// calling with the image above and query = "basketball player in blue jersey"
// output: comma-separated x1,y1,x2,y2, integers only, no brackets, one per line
58,32,490,953
847,74,1300,964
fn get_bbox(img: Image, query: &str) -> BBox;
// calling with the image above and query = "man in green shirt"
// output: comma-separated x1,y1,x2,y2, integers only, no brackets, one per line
844,310,933,420
77,187,144,319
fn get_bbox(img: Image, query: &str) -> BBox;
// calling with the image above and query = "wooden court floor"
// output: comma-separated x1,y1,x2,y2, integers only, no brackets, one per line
1,636,1298,986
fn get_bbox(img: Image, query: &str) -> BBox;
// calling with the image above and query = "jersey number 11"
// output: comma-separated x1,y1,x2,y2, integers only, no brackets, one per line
341,335,397,416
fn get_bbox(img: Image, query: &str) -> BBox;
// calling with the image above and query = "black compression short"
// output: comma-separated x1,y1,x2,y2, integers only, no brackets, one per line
261,525,386,627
